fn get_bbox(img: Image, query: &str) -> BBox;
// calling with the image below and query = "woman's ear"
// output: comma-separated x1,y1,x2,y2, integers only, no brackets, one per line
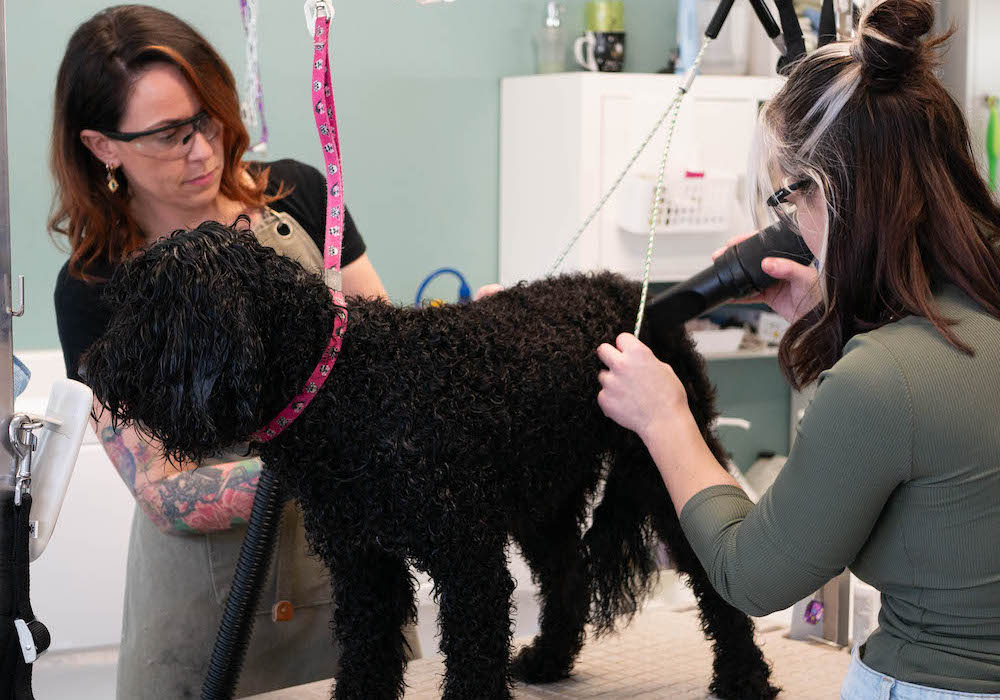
80,129,120,166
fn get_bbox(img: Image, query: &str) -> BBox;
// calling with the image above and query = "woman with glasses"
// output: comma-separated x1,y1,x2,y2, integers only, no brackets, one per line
50,5,418,698
595,0,1000,696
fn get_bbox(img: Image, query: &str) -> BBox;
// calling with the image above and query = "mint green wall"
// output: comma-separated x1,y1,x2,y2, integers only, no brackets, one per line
706,358,790,470
7,0,789,465
8,0,679,350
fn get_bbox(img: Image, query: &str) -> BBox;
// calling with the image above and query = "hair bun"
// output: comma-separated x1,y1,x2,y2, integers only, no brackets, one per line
855,0,936,91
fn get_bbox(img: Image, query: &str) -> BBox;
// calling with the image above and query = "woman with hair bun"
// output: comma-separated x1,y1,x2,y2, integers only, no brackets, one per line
50,5,419,697
596,0,1000,696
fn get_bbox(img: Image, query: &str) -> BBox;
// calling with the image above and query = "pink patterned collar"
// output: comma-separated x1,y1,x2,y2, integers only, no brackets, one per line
250,291,347,443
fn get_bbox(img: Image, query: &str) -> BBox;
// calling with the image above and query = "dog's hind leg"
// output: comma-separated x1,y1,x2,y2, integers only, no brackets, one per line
647,483,780,700
639,330,779,698
428,534,516,700
509,494,591,684
329,547,417,700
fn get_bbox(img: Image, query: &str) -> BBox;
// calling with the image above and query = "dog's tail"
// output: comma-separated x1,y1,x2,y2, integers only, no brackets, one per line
583,319,720,636
582,438,663,636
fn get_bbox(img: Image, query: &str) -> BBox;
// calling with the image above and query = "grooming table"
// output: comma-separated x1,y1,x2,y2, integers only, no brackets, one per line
248,602,851,699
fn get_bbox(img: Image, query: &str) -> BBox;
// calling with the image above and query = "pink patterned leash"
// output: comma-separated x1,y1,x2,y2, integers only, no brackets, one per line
251,4,347,443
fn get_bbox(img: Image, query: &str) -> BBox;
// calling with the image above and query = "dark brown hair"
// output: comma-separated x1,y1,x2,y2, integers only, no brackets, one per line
49,5,282,280
757,0,1000,389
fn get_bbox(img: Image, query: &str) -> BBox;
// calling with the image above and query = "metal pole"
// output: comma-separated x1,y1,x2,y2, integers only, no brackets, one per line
0,0,16,492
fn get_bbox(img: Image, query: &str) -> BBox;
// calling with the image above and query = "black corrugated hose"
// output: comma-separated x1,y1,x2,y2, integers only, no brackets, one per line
201,467,285,700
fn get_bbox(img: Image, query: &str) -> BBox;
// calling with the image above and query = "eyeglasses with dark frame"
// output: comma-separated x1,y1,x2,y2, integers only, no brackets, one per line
766,178,811,208
99,110,220,160
766,178,811,231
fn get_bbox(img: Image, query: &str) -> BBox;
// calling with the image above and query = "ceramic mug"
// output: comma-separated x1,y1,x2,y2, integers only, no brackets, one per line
574,31,626,72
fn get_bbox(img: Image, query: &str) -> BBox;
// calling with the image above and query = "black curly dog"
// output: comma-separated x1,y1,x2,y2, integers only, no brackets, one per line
83,222,778,700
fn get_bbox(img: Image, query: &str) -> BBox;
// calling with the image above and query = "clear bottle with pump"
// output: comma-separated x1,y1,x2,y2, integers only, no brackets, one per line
535,2,568,74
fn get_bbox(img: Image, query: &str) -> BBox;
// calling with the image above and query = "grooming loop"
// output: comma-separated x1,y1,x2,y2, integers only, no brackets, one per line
633,40,710,334
251,1,347,443
239,0,268,154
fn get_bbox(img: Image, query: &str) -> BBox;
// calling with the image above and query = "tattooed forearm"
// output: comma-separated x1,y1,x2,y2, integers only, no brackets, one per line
95,415,263,534
136,460,263,535
100,424,152,491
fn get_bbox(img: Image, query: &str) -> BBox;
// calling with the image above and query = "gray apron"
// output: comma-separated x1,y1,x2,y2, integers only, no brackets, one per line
116,209,420,699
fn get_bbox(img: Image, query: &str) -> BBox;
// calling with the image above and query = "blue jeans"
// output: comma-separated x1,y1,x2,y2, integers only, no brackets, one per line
13,355,28,397
842,645,1000,699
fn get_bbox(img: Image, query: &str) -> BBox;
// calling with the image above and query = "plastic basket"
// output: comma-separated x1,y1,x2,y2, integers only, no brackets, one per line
618,174,736,235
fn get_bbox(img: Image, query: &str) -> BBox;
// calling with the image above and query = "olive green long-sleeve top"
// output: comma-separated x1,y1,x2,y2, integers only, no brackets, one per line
680,285,1000,693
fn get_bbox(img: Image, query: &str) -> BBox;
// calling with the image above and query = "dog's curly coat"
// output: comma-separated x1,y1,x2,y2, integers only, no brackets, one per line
83,222,778,700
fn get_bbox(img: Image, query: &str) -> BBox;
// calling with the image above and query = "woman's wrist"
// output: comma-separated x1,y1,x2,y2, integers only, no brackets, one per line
638,409,700,453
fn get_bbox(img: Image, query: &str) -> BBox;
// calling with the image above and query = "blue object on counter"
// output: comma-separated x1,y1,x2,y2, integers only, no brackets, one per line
416,268,472,307
13,355,29,398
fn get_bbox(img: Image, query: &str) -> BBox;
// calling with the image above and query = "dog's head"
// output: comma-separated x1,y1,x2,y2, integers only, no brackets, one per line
83,220,331,463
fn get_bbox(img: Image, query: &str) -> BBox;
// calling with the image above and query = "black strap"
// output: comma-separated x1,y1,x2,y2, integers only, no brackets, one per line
748,0,781,41
775,0,807,74
2,492,51,700
818,0,837,47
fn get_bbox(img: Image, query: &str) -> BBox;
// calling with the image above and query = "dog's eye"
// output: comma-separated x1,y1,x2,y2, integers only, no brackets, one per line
276,223,291,237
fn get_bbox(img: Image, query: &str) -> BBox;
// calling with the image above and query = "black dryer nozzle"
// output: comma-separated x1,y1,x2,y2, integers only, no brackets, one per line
644,219,813,333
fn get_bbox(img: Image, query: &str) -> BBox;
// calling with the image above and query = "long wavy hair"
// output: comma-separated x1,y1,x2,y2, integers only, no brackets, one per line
50,4,282,281
752,0,1000,389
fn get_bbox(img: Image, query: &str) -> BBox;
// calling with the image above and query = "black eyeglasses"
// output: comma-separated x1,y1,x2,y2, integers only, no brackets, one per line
766,178,811,208
766,178,811,232
99,111,221,160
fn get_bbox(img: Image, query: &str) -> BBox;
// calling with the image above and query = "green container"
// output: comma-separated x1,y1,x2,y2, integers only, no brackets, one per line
585,0,625,32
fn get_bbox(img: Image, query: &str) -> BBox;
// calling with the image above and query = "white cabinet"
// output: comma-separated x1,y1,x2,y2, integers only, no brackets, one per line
499,73,784,285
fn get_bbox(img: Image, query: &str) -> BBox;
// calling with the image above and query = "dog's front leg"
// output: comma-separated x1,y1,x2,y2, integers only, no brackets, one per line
428,536,516,700
330,547,417,700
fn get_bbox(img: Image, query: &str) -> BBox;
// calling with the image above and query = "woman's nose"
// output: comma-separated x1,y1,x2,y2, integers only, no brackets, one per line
187,130,215,160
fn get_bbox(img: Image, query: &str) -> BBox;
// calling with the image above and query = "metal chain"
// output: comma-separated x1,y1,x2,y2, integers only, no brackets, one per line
634,40,710,335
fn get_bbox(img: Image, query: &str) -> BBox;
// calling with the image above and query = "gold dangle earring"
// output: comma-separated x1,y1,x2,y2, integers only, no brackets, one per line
106,163,119,193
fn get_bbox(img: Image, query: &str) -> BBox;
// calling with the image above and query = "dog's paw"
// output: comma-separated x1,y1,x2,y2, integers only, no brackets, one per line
510,643,574,684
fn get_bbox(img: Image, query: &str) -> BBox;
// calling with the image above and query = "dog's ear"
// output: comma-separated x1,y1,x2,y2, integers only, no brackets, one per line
83,224,270,463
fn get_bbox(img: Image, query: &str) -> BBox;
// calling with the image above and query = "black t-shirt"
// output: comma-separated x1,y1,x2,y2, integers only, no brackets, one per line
53,159,367,382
